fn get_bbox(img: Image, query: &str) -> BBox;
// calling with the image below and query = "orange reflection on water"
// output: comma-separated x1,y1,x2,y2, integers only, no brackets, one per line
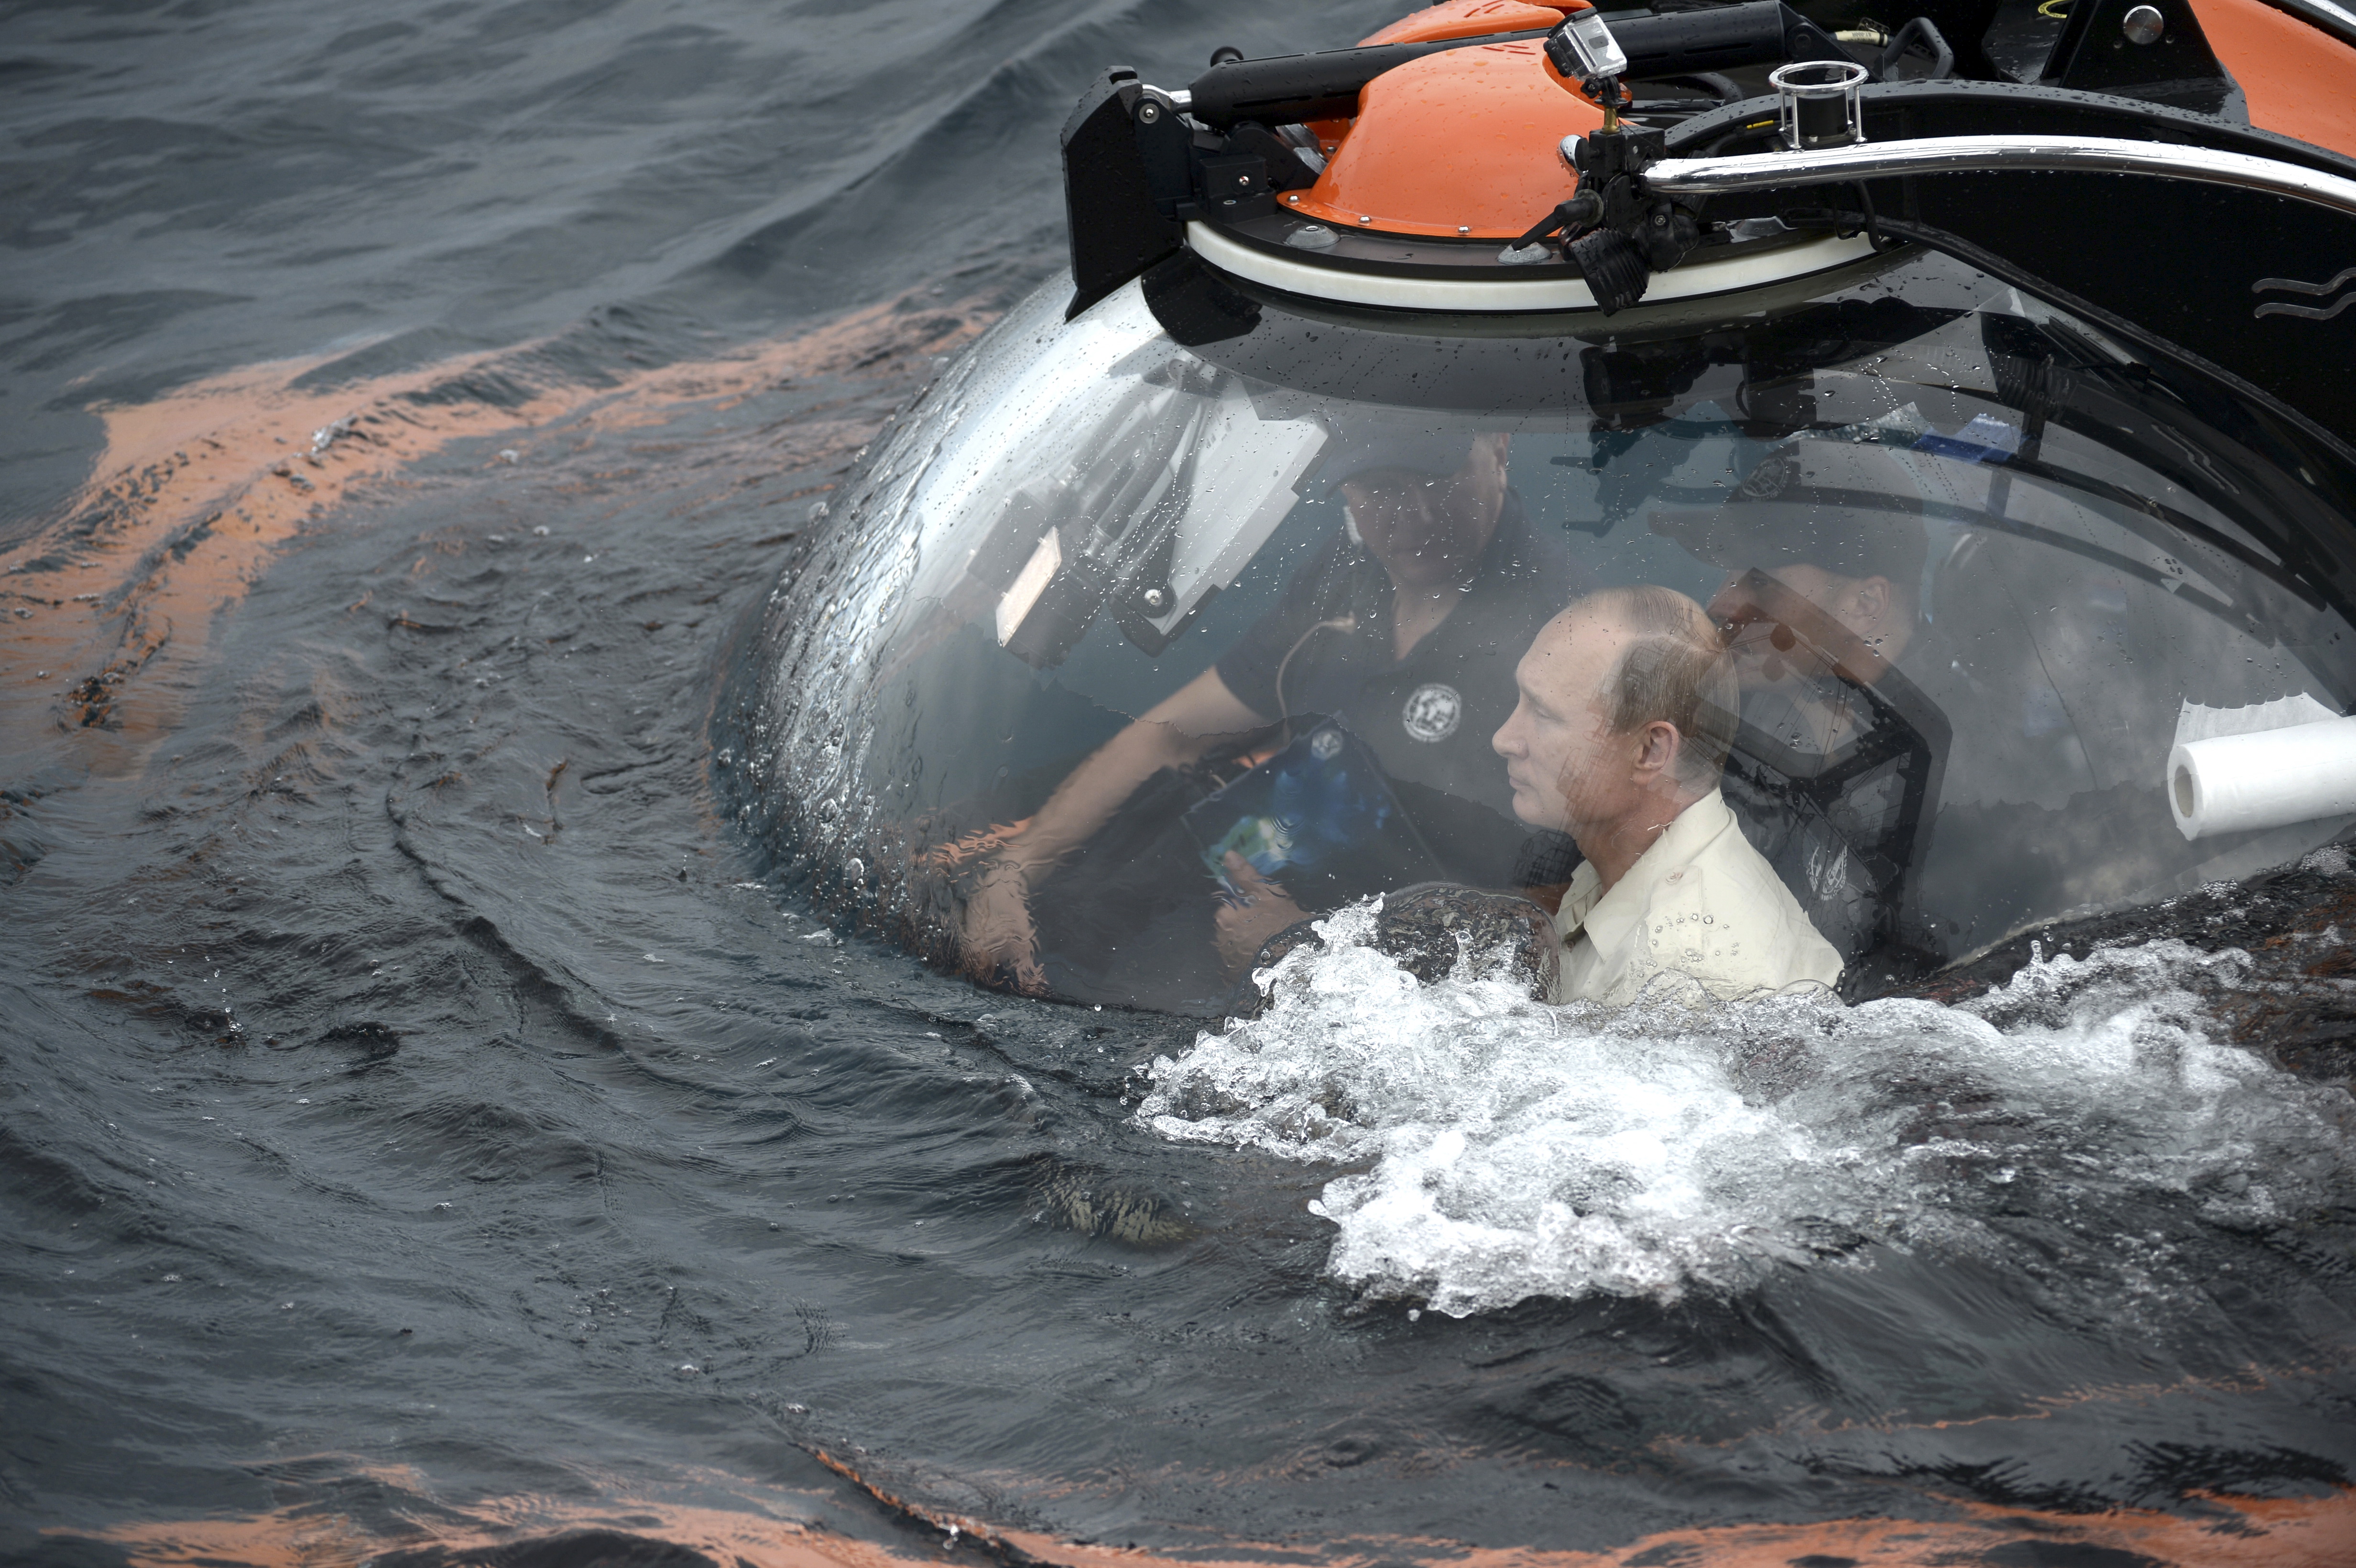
62,1475,2356,1568
72,1502,903,1568
61,1459,920,1568
992,1490,2356,1568
1,294,991,782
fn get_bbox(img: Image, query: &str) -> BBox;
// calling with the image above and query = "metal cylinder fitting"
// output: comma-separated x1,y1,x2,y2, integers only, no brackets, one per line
1769,59,1869,151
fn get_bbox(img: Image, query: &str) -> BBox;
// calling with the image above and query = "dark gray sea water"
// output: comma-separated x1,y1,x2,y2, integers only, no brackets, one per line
6,3,2356,1566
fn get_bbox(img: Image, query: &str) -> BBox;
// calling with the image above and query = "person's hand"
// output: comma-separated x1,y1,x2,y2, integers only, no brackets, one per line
959,859,1046,994
1213,851,1310,977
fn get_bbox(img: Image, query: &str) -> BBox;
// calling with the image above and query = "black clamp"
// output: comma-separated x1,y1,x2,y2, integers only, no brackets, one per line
1514,126,1701,315
1127,85,1321,226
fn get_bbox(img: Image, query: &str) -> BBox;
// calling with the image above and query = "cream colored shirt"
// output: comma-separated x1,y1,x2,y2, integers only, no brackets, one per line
1552,788,1844,1006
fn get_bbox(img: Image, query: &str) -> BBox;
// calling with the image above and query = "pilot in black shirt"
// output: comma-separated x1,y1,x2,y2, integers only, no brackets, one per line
1215,492,1585,885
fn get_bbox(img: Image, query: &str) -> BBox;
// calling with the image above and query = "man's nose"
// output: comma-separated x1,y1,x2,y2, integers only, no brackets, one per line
1492,709,1522,757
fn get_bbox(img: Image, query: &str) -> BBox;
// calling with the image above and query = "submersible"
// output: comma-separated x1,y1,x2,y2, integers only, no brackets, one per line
736,0,2356,1015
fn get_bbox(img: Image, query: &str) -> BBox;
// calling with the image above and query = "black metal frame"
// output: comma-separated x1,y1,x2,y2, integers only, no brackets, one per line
1063,6,2356,586
1062,2,1881,318
2039,0,2243,116
1655,80,2356,455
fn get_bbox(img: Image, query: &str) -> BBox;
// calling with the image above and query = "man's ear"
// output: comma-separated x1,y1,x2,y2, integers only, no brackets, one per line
1854,575,1894,632
1633,719,1683,782
1467,432,1510,486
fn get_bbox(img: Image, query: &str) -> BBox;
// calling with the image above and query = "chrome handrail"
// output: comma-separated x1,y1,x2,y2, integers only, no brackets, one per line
1644,134,2356,218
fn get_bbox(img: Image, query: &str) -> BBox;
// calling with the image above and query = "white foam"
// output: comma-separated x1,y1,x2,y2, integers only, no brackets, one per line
1135,904,2350,1316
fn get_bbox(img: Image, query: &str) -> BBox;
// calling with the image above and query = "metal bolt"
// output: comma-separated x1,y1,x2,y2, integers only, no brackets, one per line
1236,174,1250,186
2122,4,2164,42
1457,224,1470,235
1141,586,1171,612
1137,100,1161,123
1653,212,1667,225
1357,214,1372,225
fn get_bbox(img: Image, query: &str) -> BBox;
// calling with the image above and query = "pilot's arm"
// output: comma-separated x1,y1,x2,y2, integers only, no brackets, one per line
959,666,1267,991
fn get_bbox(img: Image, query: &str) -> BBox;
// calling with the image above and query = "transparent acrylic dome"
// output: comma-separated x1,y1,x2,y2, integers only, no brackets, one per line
739,250,2356,1013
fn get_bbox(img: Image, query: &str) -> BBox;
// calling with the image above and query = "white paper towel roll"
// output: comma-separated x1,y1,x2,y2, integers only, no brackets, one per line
2170,714,2356,839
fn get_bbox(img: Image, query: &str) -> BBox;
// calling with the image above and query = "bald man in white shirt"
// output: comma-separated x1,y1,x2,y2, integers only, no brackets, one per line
1491,585,1843,1005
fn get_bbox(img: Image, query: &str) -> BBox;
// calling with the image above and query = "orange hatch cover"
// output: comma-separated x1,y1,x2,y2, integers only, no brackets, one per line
1288,40,1607,239
2191,0,2356,162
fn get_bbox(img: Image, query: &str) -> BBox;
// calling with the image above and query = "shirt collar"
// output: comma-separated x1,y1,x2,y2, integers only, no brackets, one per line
1557,789,1733,945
